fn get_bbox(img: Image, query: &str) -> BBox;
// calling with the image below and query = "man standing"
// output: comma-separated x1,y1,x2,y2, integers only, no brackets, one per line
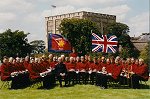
55,57,68,87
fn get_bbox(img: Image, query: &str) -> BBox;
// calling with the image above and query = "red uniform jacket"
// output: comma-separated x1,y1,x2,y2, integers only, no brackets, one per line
101,62,106,68
49,61,57,69
64,61,70,66
0,66,1,75
69,52,78,57
96,63,102,71
135,64,149,80
14,62,26,71
39,62,48,72
66,62,76,71
121,63,128,71
27,63,41,79
112,64,122,80
23,61,29,69
42,60,50,69
106,63,114,73
89,63,98,71
1,63,13,81
86,61,93,70
76,62,88,71
128,63,138,73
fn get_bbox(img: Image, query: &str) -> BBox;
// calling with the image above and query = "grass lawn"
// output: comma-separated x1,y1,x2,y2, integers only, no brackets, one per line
0,80,150,99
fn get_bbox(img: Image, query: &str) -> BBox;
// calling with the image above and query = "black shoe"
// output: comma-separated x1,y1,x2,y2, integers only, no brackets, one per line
60,84,62,87
101,87,106,89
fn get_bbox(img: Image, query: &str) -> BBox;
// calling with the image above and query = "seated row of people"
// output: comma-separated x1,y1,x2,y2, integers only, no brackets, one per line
0,54,149,89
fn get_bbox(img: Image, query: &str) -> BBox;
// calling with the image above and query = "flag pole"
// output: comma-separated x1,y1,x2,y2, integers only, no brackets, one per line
50,5,56,16
51,5,56,34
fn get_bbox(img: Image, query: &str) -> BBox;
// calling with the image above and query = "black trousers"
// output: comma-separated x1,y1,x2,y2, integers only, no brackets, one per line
11,75,22,89
96,73,108,88
50,71,56,84
96,73,101,86
119,76,128,85
89,72,96,84
42,75,52,89
67,71,76,85
56,75,68,87
79,72,88,84
100,74,108,88
130,74,145,89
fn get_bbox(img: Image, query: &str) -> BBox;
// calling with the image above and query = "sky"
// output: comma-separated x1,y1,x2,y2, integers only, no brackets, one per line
0,0,149,42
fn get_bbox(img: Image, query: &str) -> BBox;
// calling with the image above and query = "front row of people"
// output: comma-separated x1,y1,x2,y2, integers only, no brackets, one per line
0,55,149,89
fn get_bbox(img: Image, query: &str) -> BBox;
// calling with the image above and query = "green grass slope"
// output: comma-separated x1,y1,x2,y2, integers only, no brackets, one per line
0,80,149,99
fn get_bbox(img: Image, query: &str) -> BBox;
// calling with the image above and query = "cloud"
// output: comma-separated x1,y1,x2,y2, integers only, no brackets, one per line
0,29,5,33
0,12,16,23
42,5,76,17
0,0,35,13
42,4,130,22
46,0,125,7
127,12,149,37
0,0,148,42
99,5,131,21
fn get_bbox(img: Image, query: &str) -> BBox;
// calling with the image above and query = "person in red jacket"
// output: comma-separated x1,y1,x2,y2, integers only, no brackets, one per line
130,58,149,89
48,54,54,63
86,56,93,84
1,56,21,89
42,57,55,88
119,58,128,85
49,57,57,69
28,58,52,89
75,56,80,84
76,56,88,84
76,56,80,63
96,58,113,89
112,58,122,81
95,56,106,87
23,56,30,69
64,57,70,65
10,57,23,89
28,58,41,80
69,48,78,58
66,57,76,85
99,57,122,89
49,57,58,84
88,57,98,85
1,56,13,81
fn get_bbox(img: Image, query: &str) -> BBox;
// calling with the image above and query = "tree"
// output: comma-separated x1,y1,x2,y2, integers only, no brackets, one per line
59,18,100,55
106,22,139,58
0,29,32,59
139,41,150,65
30,40,45,54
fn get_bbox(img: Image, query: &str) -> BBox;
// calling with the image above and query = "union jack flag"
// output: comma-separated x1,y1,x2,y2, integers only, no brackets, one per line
92,33,118,53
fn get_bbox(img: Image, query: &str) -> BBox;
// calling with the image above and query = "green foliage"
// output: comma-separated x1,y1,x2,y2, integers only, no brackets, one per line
106,22,139,58
106,22,129,36
30,40,46,54
59,18,100,55
148,41,150,67
0,29,32,58
139,41,150,65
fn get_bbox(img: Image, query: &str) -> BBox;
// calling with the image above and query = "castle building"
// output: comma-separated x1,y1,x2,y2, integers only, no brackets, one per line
45,11,116,48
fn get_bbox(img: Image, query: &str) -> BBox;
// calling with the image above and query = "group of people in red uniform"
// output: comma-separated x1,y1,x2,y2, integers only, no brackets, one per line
0,52,149,89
